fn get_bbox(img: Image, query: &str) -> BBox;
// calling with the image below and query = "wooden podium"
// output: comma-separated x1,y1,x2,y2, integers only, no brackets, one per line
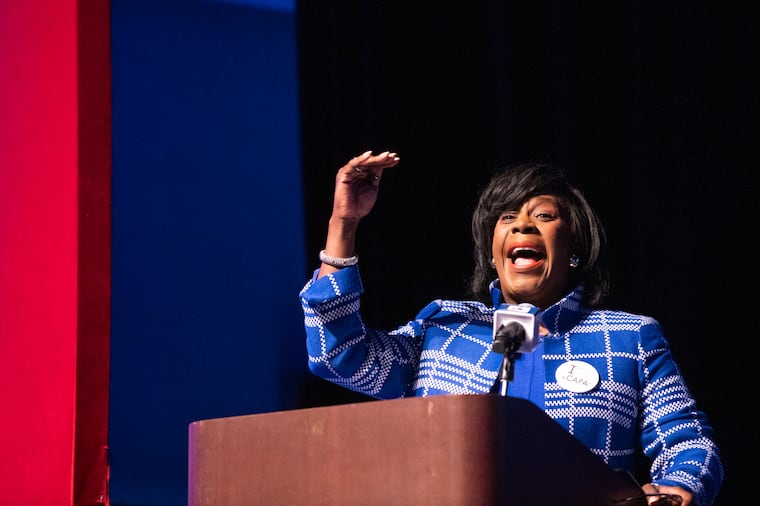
188,394,644,505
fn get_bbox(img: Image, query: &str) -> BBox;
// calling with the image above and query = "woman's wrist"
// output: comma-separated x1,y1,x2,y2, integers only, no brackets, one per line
322,217,359,257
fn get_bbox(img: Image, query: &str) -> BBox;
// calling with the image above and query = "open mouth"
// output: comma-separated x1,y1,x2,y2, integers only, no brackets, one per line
508,246,544,267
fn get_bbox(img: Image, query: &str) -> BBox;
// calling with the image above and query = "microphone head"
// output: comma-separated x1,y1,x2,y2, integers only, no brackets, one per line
492,303,541,353
492,321,525,354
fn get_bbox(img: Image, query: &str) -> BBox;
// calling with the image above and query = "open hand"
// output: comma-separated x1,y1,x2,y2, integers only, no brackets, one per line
331,150,400,221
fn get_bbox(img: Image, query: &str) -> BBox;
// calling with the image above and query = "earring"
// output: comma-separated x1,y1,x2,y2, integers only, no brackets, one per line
569,255,580,268
490,257,496,268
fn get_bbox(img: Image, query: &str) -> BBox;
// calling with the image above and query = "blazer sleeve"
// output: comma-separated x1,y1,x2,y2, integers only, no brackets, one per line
638,318,724,505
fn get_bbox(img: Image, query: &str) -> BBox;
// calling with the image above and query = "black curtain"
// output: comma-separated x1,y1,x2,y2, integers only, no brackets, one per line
296,3,758,502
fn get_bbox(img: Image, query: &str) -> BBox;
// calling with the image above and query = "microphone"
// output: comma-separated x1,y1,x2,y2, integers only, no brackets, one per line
491,303,540,354
491,303,540,396
492,321,526,355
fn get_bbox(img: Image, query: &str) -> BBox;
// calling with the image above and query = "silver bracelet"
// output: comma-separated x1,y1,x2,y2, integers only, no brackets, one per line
319,249,359,268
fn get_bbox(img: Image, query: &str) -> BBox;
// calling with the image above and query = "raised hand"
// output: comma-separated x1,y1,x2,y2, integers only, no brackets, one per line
317,150,400,278
331,150,400,221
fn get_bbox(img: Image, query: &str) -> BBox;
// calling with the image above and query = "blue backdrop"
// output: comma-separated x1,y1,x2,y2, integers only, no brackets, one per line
109,1,303,504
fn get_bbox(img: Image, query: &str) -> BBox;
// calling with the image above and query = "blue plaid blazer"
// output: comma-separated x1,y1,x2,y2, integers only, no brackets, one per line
300,265,723,505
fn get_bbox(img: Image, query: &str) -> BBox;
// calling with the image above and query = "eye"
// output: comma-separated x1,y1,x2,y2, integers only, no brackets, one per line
534,211,557,220
499,211,517,222
533,206,559,220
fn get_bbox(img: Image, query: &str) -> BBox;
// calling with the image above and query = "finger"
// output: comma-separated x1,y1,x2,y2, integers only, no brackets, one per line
641,484,658,494
347,150,400,166
362,151,401,170
352,150,373,163
341,150,374,174
349,150,398,171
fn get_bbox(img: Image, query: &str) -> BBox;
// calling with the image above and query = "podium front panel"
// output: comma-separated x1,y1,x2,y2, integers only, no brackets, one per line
188,394,643,505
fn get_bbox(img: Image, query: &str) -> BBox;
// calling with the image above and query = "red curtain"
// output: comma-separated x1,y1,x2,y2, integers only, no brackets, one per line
0,1,111,504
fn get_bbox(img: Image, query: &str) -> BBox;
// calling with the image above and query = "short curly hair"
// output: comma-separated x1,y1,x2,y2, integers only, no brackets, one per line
469,162,609,308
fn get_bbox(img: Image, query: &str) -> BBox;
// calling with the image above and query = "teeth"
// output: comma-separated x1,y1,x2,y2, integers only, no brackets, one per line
512,247,539,257
510,246,540,263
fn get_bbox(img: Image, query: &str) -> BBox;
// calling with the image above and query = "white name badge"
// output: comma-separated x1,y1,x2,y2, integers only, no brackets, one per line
555,360,600,393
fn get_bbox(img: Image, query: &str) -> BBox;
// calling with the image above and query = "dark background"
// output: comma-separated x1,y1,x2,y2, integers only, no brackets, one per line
297,3,757,504
110,1,756,504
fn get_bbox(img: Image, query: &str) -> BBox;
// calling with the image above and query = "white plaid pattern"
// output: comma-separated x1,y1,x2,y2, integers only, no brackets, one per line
300,266,723,504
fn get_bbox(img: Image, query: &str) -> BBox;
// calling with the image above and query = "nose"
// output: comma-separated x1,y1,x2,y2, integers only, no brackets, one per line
511,214,537,234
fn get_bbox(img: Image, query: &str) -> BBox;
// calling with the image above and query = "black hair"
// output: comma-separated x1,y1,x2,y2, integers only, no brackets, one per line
469,162,609,308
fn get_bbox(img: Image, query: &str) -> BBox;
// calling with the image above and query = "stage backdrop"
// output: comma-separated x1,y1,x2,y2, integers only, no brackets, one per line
109,1,305,504
111,2,756,505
